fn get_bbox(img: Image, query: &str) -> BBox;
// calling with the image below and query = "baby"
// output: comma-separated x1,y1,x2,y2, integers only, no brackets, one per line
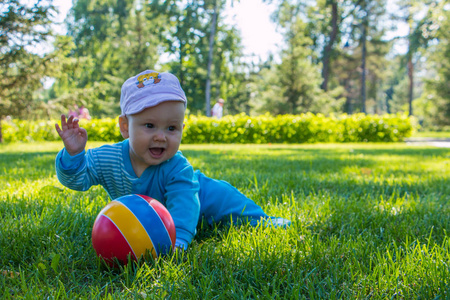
55,70,290,250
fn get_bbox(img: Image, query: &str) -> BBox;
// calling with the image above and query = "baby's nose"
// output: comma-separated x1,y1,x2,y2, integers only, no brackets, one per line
153,130,166,142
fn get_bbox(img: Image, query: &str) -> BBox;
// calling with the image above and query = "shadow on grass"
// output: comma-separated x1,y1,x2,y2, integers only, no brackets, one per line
0,151,59,183
261,145,450,156
182,146,450,175
2,145,447,188
182,146,449,199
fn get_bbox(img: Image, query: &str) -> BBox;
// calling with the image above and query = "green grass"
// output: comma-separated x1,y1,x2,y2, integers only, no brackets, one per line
412,131,450,139
1,141,449,299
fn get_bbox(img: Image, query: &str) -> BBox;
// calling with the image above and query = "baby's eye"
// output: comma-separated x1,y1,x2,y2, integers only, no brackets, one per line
145,123,154,128
168,126,176,131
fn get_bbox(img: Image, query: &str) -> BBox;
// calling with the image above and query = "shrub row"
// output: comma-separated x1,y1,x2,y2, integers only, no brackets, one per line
1,113,413,144
1,118,122,143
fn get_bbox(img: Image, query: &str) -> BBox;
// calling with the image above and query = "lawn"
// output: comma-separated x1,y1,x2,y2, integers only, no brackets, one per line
1,141,449,299
412,131,450,139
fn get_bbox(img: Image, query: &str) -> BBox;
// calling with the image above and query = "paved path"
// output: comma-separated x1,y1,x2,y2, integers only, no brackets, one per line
405,138,450,148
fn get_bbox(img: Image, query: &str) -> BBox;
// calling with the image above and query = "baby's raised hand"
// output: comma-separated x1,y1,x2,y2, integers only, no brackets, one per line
55,115,88,156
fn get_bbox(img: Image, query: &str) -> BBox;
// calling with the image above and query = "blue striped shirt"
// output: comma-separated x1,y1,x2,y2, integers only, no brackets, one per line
55,140,269,249
55,140,200,248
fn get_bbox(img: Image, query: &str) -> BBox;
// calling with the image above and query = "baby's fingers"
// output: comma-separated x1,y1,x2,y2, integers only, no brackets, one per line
60,114,67,126
72,118,80,129
57,114,71,132
55,123,63,136
55,115,67,136
55,115,77,137
65,115,76,129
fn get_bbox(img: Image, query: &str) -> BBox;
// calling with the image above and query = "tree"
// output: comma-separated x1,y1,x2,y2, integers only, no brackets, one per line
205,0,219,117
255,2,344,115
416,1,449,127
305,0,341,91
333,0,390,114
352,0,388,113
395,0,440,116
210,22,247,115
0,0,56,142
53,0,245,117
50,0,164,118
161,0,245,114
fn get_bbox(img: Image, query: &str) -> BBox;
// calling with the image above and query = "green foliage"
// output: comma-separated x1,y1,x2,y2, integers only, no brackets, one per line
2,0,448,134
1,118,122,143
183,113,413,144
1,113,413,144
416,1,450,128
80,118,123,142
412,130,450,138
259,5,344,115
56,0,241,118
2,120,60,143
0,0,56,120
50,0,162,119
0,142,449,298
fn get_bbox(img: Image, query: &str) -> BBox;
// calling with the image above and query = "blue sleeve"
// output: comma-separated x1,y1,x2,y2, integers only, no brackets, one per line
55,148,100,191
162,154,200,249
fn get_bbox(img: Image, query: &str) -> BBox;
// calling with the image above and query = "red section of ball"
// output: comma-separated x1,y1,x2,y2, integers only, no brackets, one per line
91,214,135,265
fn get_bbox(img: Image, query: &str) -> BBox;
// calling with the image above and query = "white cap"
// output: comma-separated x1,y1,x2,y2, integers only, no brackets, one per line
120,70,187,115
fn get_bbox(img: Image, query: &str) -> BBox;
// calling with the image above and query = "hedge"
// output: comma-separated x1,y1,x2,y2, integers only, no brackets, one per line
1,113,413,144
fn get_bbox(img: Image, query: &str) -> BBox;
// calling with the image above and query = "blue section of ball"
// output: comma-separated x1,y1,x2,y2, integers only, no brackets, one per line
116,194,173,256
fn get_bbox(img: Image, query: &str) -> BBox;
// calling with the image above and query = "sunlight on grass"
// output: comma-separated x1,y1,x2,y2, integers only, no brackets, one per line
412,131,450,139
0,142,449,298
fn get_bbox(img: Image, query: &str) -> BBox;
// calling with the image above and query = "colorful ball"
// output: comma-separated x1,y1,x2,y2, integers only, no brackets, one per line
92,194,176,265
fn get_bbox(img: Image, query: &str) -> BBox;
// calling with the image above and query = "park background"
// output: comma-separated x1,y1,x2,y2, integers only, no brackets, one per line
1,0,449,136
1,0,450,299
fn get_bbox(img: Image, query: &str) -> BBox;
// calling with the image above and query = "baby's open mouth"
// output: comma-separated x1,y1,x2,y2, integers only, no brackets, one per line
149,147,165,157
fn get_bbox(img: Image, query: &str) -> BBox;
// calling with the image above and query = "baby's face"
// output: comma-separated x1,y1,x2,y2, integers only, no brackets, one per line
120,101,185,176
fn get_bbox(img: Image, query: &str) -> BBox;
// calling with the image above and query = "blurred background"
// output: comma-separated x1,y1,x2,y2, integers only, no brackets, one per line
1,0,449,130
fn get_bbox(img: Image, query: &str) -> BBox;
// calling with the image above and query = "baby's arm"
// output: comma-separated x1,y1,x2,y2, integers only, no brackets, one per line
162,157,201,251
166,177,200,250
55,114,88,156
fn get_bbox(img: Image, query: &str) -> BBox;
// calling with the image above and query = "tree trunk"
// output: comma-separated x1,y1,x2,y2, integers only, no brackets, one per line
407,58,414,116
344,79,352,114
321,0,338,91
177,23,185,87
0,118,3,143
205,0,218,117
178,42,185,87
385,88,391,114
360,21,367,114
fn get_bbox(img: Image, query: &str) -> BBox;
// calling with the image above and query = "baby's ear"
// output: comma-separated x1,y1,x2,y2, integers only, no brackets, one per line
119,115,129,139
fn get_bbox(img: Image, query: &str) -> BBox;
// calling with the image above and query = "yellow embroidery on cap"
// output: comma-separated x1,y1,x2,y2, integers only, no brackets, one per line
136,72,161,88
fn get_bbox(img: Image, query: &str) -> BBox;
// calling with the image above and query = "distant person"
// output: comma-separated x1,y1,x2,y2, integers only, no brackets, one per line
211,98,225,118
78,106,91,120
68,105,79,118
54,70,290,250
